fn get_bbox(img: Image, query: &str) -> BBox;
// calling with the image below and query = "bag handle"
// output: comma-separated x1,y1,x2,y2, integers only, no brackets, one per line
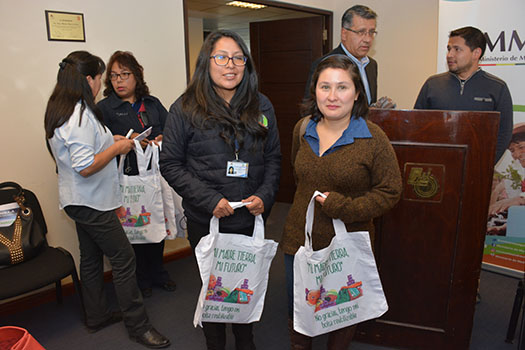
0,181,30,215
134,140,153,175
149,142,160,173
0,182,22,195
209,202,264,241
118,140,158,176
299,115,310,137
304,191,347,251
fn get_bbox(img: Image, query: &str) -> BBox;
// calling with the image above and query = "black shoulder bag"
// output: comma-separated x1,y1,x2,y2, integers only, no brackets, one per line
0,182,45,268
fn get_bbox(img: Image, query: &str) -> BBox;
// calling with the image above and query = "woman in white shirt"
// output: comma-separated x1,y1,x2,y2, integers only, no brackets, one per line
44,51,170,349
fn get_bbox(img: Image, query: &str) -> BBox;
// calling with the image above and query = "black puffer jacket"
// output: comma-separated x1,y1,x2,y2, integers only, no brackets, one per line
159,93,281,231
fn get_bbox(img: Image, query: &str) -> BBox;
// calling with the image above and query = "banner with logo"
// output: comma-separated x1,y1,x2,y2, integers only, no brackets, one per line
438,0,525,277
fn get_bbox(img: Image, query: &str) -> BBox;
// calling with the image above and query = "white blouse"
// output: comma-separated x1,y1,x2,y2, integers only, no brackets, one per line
49,101,121,211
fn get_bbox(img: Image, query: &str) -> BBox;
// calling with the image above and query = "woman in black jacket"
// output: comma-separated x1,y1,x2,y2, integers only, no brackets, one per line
159,30,281,350
98,51,176,298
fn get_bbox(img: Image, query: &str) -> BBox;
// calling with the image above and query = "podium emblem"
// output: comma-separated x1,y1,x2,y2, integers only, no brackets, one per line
403,163,445,202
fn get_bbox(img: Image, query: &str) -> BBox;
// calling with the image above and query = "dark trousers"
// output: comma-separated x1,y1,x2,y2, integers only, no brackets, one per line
64,206,150,335
284,253,295,318
203,323,255,350
186,219,254,250
187,219,256,350
132,241,171,290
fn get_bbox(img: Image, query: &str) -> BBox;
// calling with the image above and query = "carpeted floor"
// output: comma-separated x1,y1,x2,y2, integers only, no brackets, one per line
1,202,523,349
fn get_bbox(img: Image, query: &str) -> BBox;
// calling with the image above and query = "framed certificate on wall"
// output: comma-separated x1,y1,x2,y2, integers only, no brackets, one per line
45,10,85,42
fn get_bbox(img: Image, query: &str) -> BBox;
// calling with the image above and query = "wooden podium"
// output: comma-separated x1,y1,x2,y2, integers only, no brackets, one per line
356,109,500,350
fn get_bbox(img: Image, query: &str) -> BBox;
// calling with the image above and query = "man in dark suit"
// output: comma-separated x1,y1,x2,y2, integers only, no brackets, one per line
305,5,395,108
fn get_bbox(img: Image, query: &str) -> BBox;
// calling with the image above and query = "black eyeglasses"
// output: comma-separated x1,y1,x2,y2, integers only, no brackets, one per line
109,72,132,81
210,55,247,66
344,27,378,37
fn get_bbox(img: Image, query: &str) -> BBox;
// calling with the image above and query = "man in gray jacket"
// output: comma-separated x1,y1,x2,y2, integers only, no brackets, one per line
414,26,513,163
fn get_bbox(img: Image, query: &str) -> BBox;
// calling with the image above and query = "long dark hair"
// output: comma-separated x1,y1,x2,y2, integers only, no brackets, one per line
44,51,106,139
302,55,369,122
103,50,150,101
182,30,266,150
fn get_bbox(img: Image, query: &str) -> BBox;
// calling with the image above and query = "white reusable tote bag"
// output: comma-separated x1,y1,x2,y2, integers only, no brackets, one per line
293,191,388,337
159,176,186,239
157,141,186,239
193,203,278,327
117,140,167,243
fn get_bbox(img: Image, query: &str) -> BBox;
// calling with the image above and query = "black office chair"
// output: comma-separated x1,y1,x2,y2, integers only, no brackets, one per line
0,182,85,321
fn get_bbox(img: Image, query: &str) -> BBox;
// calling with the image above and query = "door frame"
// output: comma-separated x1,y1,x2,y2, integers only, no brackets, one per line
182,0,333,83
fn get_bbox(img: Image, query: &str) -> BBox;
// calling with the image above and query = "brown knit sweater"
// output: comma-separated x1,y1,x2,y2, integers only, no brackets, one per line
280,117,402,255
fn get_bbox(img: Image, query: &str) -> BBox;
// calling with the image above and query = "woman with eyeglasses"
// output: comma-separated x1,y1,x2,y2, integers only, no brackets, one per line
98,51,176,299
160,30,281,350
44,51,170,348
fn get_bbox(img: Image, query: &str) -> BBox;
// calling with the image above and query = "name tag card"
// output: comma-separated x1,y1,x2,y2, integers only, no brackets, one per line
226,160,249,178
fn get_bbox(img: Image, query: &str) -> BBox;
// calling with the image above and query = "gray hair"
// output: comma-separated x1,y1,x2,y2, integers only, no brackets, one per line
341,5,377,28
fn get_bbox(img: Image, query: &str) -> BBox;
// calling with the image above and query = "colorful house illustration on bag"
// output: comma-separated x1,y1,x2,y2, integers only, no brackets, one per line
338,275,363,303
117,205,151,227
206,276,230,301
305,274,363,313
224,279,253,304
206,275,253,304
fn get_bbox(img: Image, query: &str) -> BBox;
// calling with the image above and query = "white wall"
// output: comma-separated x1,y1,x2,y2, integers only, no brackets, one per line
361,0,439,109
0,0,186,270
0,0,439,281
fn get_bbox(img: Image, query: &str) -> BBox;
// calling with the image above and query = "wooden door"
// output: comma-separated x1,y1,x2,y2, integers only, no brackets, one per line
356,109,500,349
250,16,326,203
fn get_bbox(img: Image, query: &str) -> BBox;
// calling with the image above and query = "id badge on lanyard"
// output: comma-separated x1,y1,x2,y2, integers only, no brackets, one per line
226,140,249,178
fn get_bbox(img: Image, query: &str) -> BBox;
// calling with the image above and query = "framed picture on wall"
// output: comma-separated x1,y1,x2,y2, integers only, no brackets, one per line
45,10,85,42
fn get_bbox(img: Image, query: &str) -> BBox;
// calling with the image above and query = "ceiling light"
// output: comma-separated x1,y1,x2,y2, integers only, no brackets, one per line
226,1,267,10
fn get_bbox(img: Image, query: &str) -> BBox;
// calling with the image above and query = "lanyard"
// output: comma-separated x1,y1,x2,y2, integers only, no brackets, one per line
227,139,249,178
234,139,240,160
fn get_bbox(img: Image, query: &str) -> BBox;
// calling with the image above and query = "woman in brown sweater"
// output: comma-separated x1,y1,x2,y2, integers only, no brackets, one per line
281,55,402,349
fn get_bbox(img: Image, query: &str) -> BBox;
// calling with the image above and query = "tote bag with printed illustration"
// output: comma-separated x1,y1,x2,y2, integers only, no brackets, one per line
293,191,388,337
193,204,278,326
117,140,167,243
